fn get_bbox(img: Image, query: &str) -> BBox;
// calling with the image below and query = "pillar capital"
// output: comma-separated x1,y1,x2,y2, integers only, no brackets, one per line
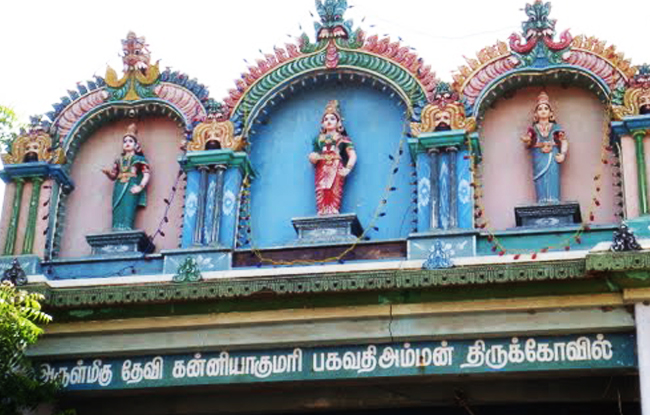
179,149,255,179
633,129,650,141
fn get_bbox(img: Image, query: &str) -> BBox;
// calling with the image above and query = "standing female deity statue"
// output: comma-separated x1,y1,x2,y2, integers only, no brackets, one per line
102,123,151,230
520,91,569,204
309,100,357,215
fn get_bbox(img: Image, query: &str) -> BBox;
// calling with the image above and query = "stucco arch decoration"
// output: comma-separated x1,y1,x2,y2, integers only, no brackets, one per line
34,32,220,259
43,32,216,164
222,0,438,136
451,0,637,119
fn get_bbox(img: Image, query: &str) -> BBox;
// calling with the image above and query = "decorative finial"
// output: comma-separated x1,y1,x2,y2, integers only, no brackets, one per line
105,32,160,101
509,1,572,67
422,240,453,270
1,259,27,286
611,224,642,252
173,257,203,283
522,1,556,39
121,31,151,72
314,0,353,40
431,82,459,107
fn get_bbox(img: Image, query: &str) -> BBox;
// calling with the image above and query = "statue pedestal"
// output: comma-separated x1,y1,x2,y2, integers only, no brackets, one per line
86,230,155,256
514,202,581,228
292,213,362,245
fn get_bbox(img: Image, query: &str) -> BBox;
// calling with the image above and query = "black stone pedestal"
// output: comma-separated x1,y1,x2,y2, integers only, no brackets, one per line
292,213,363,245
514,202,582,228
86,230,155,256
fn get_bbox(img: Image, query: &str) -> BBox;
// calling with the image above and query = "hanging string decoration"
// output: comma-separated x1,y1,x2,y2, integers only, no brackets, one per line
468,104,614,259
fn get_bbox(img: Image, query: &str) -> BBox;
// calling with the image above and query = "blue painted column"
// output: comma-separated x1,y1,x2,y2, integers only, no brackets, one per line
407,130,480,260
447,147,458,229
181,170,201,248
415,152,432,232
179,149,254,249
193,167,209,245
456,148,473,229
219,167,244,248
166,150,254,274
428,148,440,230
410,130,470,231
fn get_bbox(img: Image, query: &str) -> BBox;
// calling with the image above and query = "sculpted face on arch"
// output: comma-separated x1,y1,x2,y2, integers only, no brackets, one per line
640,90,650,115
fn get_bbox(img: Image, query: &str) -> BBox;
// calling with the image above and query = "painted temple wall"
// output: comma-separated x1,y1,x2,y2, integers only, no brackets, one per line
0,182,15,254
481,85,615,230
59,118,185,258
248,81,414,248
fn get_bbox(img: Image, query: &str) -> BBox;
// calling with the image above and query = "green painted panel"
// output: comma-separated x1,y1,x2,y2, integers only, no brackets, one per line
39,332,636,391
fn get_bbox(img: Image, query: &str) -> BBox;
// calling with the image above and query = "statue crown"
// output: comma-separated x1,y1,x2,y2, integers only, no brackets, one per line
323,100,342,120
536,91,551,108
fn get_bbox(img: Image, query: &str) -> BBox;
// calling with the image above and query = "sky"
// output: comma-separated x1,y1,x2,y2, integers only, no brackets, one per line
1,0,649,122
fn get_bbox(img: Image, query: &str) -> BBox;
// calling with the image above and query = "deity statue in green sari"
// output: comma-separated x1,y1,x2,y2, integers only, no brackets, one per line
102,124,151,231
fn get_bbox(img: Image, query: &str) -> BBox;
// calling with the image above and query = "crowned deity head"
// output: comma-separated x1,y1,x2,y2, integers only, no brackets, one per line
320,100,346,135
122,123,143,155
533,91,556,123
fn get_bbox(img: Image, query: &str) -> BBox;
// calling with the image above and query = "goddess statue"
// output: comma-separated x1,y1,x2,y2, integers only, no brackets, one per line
520,91,568,204
102,124,151,230
309,100,357,215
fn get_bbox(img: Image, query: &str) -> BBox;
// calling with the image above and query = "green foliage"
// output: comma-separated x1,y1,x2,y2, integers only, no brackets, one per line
0,106,21,154
0,281,58,415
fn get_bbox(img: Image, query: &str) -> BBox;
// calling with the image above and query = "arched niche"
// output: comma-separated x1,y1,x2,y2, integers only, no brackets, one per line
480,84,615,229
247,73,415,248
57,116,185,258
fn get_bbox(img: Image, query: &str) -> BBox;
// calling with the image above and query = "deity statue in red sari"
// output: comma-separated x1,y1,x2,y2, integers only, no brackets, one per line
309,100,357,215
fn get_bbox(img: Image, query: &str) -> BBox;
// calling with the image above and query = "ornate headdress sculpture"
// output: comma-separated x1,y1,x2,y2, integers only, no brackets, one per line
188,114,246,152
323,100,341,118
2,127,65,165
613,64,650,119
410,82,476,136
105,31,159,101
124,123,138,139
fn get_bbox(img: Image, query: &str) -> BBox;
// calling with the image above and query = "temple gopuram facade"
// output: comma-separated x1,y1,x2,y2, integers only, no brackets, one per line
3,1,650,414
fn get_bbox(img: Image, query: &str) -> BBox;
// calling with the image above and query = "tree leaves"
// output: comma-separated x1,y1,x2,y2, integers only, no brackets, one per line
0,281,57,415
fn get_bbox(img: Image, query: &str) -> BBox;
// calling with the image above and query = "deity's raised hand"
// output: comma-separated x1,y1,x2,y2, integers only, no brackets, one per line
101,167,115,180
